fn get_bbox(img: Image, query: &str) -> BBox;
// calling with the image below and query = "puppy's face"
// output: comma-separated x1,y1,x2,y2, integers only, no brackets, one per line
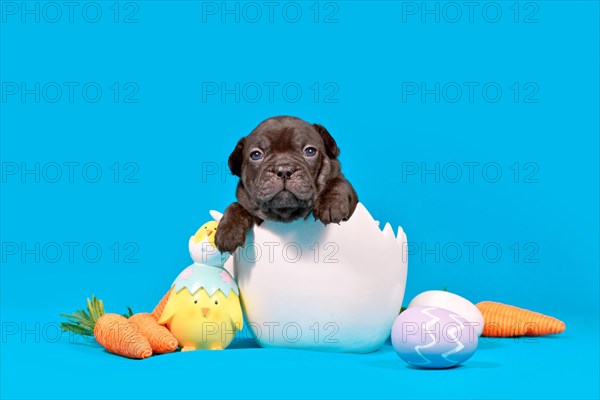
229,116,341,222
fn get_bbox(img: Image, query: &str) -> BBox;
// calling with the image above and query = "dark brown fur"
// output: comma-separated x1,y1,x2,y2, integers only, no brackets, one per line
215,116,358,253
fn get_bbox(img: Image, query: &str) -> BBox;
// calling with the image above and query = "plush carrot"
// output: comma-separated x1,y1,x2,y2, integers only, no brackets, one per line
129,313,178,353
94,313,153,359
60,296,168,359
151,287,173,321
476,301,566,337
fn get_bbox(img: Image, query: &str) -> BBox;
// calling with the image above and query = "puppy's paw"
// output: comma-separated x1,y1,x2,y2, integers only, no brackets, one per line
313,194,352,225
215,222,247,253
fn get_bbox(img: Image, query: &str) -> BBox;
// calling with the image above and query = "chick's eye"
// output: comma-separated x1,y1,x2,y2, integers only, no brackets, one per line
214,300,219,305
250,150,264,161
304,147,317,157
194,300,198,304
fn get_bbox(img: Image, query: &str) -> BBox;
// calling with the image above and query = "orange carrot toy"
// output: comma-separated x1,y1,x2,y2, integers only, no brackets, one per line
129,313,178,354
151,288,173,321
476,301,566,337
61,295,178,359
94,314,153,359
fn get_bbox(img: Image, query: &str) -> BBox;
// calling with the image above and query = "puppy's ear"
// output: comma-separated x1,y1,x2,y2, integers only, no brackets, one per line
313,124,340,159
228,137,245,177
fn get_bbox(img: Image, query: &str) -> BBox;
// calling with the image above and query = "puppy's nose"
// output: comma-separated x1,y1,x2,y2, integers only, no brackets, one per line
275,164,295,179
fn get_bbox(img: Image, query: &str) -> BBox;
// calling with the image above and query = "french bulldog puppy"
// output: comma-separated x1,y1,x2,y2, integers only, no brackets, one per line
215,116,358,253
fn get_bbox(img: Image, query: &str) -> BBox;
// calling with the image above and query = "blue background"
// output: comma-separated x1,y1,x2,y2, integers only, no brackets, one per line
1,1,598,399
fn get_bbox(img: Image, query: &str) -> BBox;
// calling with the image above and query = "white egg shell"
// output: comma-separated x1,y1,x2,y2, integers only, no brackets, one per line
188,236,229,266
407,290,484,336
233,203,408,353
391,306,478,368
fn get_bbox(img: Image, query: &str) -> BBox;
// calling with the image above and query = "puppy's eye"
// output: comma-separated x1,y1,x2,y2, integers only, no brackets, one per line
304,147,317,158
250,150,264,161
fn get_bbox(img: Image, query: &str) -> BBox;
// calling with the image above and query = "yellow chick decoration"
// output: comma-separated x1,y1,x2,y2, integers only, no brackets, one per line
188,212,229,265
192,220,219,247
157,273,243,351
159,215,243,351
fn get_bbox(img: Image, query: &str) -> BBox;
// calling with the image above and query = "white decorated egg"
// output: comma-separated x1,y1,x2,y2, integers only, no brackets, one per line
391,306,478,368
407,290,484,336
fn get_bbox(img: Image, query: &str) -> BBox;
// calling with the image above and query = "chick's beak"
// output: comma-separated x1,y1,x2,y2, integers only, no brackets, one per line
205,230,213,237
201,307,210,316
